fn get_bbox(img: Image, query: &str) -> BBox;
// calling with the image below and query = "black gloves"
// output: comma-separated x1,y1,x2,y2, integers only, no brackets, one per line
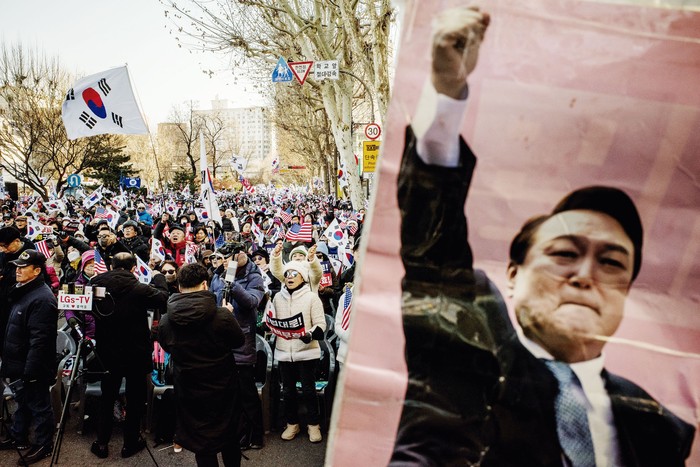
310,327,325,341
300,327,325,343
300,333,312,344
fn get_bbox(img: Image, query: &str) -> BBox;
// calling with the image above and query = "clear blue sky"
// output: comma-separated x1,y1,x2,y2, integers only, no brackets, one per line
0,0,264,126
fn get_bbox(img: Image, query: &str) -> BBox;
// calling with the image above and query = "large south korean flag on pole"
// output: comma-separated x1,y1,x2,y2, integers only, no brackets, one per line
62,65,148,140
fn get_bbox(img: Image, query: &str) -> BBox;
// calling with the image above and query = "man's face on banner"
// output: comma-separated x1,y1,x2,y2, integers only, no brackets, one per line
507,210,634,363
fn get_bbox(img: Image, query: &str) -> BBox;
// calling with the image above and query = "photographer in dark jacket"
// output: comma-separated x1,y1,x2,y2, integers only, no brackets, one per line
89,252,168,459
0,250,58,464
210,242,266,449
0,226,35,354
159,263,245,467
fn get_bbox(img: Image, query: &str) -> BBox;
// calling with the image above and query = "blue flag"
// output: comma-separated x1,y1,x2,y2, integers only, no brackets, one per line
121,176,141,188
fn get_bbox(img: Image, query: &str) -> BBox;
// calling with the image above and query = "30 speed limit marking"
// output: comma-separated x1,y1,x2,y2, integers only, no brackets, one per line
365,123,381,141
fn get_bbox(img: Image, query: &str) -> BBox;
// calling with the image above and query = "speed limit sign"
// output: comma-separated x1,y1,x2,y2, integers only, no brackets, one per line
364,123,381,141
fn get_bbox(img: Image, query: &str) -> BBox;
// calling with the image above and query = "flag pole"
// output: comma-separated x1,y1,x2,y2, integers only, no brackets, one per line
125,63,164,193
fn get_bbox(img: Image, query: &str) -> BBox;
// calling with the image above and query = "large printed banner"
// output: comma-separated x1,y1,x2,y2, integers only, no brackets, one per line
328,1,700,465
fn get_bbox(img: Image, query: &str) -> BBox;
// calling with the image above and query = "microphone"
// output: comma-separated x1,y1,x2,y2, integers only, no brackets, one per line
224,260,238,284
68,317,84,339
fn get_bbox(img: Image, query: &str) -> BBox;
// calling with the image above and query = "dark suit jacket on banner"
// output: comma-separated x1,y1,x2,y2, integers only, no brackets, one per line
389,126,694,467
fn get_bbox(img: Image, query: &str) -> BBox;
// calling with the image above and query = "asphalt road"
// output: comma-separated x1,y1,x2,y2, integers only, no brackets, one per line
0,400,327,467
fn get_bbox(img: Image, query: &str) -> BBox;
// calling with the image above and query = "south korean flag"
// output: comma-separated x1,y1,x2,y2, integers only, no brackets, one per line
62,65,148,140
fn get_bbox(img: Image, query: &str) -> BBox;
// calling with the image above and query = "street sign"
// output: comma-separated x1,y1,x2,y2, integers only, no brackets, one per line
362,141,380,173
365,123,381,141
67,174,82,187
289,61,314,85
272,57,294,83
314,60,339,81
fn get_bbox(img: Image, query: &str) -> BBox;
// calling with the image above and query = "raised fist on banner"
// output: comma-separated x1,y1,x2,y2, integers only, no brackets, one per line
431,6,490,99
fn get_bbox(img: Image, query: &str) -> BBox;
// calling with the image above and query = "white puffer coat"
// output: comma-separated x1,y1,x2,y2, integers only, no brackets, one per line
272,283,326,362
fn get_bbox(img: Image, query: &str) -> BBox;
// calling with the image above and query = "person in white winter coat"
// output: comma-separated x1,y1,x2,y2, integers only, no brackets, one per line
271,261,326,444
270,243,323,292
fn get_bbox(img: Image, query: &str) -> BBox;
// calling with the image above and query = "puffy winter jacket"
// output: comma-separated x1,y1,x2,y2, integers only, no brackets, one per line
0,276,58,383
230,260,265,366
272,283,325,362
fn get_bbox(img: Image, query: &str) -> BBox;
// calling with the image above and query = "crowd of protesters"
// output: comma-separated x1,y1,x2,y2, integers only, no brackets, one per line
0,183,363,465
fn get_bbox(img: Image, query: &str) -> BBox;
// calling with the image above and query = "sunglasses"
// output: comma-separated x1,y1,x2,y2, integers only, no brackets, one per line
284,270,300,279
211,256,224,261
162,269,176,275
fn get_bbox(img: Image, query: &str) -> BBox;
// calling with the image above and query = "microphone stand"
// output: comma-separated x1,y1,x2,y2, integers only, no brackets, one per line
50,321,108,466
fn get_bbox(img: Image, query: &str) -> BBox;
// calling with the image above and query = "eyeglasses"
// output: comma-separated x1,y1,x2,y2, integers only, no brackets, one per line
284,270,300,279
97,234,111,240
162,269,176,275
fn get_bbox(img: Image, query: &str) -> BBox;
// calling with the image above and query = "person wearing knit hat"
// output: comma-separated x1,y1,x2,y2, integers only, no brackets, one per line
270,243,323,293
272,260,326,443
289,245,308,262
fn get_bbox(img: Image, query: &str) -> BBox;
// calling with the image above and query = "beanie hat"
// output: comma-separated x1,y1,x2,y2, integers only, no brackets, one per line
283,261,310,282
289,245,308,259
315,242,329,258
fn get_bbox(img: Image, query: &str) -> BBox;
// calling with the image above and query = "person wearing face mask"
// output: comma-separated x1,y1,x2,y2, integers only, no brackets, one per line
160,261,180,295
193,226,213,253
95,227,130,271
271,261,326,443
154,214,189,267
64,250,98,340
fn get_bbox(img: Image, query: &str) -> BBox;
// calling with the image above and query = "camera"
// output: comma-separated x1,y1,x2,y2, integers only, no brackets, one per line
7,378,24,396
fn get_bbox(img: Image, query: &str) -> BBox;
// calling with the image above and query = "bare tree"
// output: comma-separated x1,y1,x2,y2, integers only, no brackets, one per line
0,43,127,199
199,111,229,178
272,82,336,193
168,100,203,177
160,0,394,209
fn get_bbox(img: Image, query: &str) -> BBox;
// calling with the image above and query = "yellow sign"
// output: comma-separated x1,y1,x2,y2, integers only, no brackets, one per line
363,141,380,173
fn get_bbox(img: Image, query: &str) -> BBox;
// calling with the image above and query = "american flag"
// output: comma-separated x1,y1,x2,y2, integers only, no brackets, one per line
286,222,312,242
340,285,353,330
276,208,293,225
34,240,52,258
94,249,108,275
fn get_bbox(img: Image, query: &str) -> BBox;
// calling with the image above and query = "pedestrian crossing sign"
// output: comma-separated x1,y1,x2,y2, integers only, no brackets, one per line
272,57,294,83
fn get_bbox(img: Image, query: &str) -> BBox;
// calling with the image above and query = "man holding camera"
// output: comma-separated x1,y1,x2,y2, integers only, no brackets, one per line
211,243,266,450
0,250,58,464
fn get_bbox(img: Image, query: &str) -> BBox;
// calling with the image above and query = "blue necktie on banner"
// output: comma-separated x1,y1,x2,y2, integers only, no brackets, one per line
544,360,596,467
